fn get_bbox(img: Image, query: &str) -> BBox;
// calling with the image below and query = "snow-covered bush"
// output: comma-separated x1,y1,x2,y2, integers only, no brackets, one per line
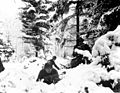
92,26,120,71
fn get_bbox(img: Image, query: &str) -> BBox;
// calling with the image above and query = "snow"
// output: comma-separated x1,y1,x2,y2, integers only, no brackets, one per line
0,42,118,93
75,49,92,60
1,30,120,93
92,26,120,70
1,23,120,93
27,7,36,12
55,56,71,69
63,7,75,19
0,57,46,93
0,56,116,93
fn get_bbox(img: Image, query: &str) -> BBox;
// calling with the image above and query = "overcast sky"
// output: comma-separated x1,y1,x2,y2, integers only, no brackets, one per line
0,0,24,20
0,0,25,35
0,0,25,56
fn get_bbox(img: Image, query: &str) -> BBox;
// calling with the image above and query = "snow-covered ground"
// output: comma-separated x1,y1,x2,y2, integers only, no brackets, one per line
2,0,120,92
0,58,116,93
1,26,120,93
0,50,120,93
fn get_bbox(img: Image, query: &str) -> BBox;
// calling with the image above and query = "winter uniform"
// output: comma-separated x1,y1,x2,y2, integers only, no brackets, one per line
36,63,59,84
97,79,114,90
47,58,60,70
71,38,91,68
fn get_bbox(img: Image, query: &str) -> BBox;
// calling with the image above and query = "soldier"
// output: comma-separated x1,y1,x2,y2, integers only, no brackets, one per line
47,56,60,70
36,63,60,84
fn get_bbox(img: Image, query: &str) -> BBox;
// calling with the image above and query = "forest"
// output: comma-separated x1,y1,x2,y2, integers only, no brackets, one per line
0,0,120,93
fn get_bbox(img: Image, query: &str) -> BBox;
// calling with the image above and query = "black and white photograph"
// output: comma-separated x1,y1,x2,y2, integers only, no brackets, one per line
0,0,120,93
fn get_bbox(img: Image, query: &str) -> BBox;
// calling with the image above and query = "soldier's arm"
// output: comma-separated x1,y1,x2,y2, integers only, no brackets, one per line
53,62,60,70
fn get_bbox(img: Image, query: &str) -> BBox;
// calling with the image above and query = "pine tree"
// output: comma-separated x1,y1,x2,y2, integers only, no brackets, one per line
20,0,54,57
50,0,97,46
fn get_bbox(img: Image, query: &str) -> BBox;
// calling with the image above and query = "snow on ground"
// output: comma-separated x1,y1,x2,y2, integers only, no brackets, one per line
0,57,47,93
55,56,71,69
29,64,114,93
0,57,116,93
1,27,120,93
